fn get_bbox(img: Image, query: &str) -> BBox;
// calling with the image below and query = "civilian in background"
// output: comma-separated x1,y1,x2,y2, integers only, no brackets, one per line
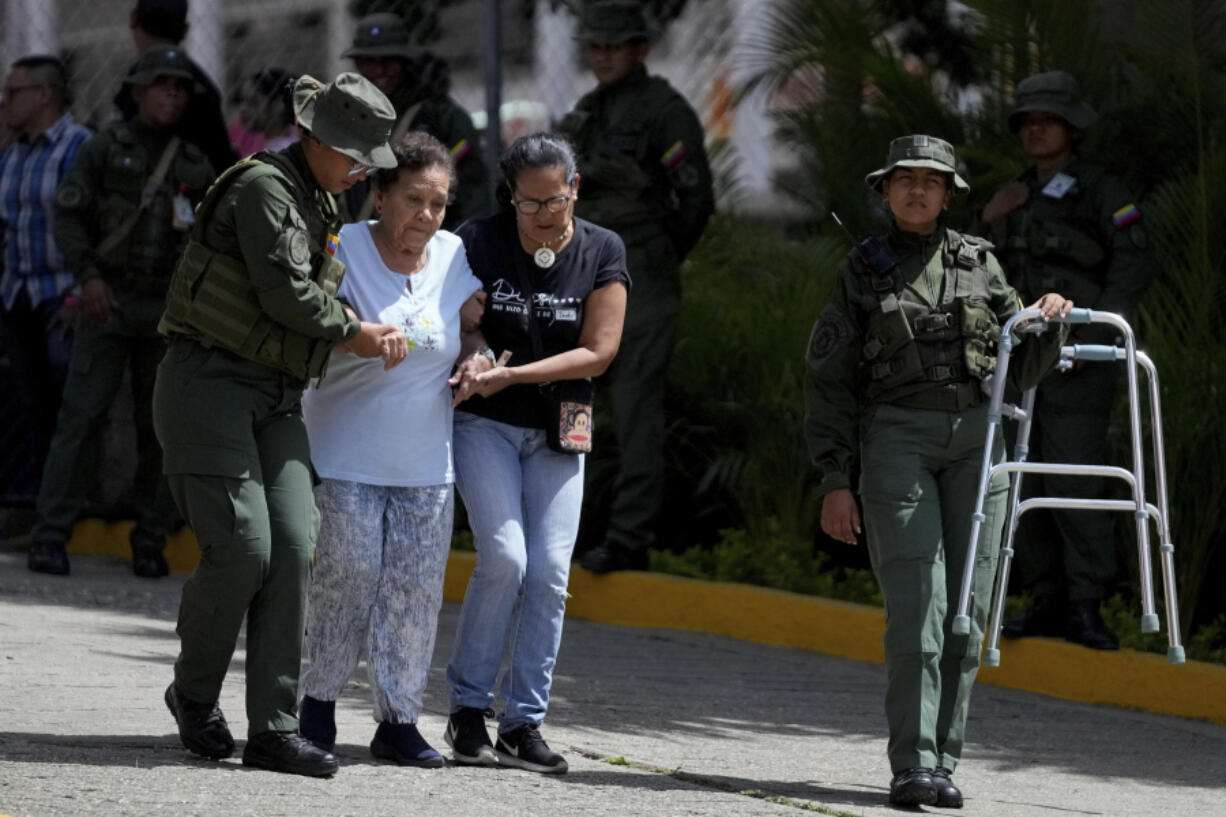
0,55,92,496
228,68,299,157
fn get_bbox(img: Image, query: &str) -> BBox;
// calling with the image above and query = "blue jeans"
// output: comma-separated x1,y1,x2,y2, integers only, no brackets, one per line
446,411,584,731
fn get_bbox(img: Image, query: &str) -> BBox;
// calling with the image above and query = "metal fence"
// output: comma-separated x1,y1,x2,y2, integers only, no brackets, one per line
0,0,785,505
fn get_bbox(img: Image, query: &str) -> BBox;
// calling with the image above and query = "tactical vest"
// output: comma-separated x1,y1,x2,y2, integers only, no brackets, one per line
559,74,678,232
995,165,1109,307
160,151,347,382
859,229,1001,409
97,124,211,293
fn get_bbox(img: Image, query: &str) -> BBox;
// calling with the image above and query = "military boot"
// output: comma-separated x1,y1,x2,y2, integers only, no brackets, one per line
1065,599,1119,650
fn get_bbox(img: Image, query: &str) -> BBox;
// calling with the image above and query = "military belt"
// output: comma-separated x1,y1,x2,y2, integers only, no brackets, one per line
888,380,982,412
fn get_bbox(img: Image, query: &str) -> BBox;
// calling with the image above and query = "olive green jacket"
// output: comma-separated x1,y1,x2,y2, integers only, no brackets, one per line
985,158,1150,345
559,66,714,258
803,224,1064,499
54,120,214,293
163,143,359,350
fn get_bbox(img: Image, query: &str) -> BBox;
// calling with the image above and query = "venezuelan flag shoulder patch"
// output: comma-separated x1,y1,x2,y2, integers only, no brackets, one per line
451,139,472,162
1112,203,1141,227
325,233,340,256
661,140,688,168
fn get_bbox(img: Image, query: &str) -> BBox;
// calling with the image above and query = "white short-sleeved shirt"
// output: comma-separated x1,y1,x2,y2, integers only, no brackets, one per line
303,221,481,486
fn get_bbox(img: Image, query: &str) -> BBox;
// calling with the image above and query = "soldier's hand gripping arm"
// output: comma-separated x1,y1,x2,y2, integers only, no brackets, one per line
984,252,1070,390
804,261,864,543
655,98,714,260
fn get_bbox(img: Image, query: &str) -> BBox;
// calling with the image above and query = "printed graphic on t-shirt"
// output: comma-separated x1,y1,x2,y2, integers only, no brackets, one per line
488,278,581,324
397,310,442,353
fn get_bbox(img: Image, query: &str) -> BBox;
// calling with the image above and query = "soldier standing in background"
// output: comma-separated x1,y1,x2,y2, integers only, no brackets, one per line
341,12,492,228
119,0,238,174
983,72,1151,650
564,1,715,574
27,47,215,578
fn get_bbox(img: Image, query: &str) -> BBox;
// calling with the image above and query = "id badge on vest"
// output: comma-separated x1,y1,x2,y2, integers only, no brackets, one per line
1041,172,1076,199
172,190,196,231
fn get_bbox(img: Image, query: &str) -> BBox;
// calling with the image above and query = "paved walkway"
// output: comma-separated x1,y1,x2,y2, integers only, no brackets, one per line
1,549,1223,817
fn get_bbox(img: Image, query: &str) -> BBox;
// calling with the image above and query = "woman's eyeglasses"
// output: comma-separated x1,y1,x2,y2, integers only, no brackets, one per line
511,185,575,215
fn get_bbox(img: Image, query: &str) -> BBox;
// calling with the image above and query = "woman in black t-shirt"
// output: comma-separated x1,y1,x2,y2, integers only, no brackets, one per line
443,133,629,774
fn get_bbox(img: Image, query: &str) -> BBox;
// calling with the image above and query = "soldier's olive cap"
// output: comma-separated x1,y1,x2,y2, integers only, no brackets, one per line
1008,71,1097,132
577,0,650,44
865,134,969,194
292,73,397,169
123,46,196,88
343,13,417,61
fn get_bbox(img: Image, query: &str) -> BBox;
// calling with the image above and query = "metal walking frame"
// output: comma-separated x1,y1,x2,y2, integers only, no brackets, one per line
951,307,1185,666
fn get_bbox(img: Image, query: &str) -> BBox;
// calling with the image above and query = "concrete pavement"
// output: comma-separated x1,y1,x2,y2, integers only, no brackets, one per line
1,549,1224,817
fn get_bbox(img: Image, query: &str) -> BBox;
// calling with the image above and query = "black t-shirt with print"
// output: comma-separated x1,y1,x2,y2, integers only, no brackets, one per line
457,211,629,429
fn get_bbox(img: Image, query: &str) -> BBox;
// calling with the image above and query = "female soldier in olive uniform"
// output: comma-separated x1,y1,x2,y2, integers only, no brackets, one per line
154,73,407,778
804,135,1071,807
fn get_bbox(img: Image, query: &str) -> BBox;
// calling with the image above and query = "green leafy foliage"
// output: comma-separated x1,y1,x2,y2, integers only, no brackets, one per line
635,0,1225,661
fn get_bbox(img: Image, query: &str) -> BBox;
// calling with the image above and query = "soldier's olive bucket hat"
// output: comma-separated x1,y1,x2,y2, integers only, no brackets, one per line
343,13,417,60
123,46,197,88
292,73,397,169
1008,71,1098,132
576,0,650,44
865,134,970,194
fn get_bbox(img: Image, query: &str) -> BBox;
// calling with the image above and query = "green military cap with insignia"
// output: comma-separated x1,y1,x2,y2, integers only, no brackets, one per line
343,13,417,61
1008,71,1098,132
577,0,651,44
123,45,197,88
865,134,970,194
292,72,397,169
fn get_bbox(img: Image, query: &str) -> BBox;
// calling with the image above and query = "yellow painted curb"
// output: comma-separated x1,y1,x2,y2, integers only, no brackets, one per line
64,522,1226,726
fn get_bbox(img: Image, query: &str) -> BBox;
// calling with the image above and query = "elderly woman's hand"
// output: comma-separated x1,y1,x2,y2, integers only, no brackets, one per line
1028,292,1074,321
349,322,409,370
460,291,487,333
449,354,514,407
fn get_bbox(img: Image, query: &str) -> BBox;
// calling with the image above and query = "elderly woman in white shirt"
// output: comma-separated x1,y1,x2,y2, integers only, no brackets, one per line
296,131,488,767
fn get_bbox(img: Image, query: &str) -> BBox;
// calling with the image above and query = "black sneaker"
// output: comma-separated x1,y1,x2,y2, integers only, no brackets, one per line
889,767,937,807
164,683,235,759
445,707,498,766
494,724,568,774
242,730,338,777
932,767,963,808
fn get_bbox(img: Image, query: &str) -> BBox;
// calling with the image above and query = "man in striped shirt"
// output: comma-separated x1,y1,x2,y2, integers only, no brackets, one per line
0,55,92,495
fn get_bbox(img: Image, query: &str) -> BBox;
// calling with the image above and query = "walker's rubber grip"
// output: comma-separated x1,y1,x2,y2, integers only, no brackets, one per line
1141,613,1160,633
1167,645,1186,664
984,648,1000,667
952,615,971,636
1061,307,1094,324
1068,344,1121,362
